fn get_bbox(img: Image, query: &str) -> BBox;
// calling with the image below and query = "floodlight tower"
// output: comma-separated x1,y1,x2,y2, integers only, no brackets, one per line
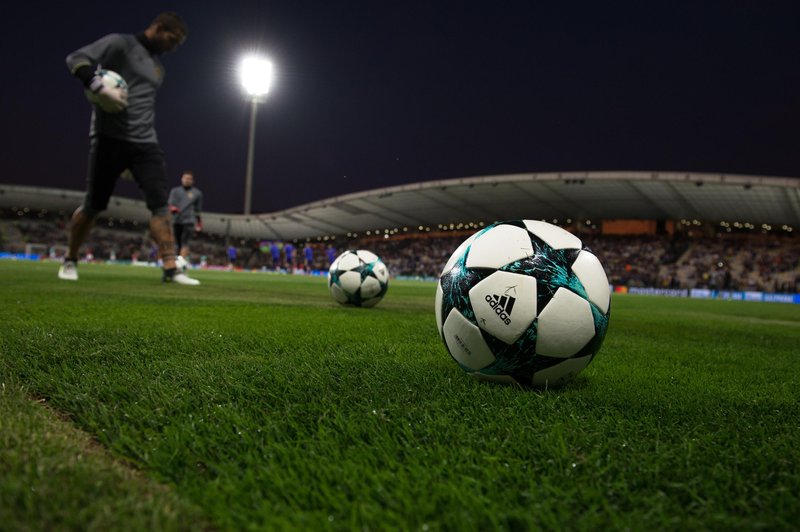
240,55,274,215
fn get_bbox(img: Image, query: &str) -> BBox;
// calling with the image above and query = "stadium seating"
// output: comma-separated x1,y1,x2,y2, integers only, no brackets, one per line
2,211,797,293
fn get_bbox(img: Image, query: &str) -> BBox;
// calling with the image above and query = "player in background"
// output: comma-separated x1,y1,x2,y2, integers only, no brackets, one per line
303,242,314,271
326,244,338,266
168,170,203,260
59,12,199,285
284,242,295,272
270,241,281,270
227,245,238,270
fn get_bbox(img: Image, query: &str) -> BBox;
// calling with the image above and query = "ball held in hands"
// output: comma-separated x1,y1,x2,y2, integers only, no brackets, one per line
85,69,128,113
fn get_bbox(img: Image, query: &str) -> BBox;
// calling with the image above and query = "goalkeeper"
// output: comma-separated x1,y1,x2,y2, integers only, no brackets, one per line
60,12,198,285
168,171,203,260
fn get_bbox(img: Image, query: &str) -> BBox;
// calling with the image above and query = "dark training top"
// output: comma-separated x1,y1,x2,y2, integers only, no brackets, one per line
168,186,203,224
66,33,165,143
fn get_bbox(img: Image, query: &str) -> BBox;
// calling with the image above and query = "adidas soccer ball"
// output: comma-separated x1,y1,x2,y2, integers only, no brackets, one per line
435,220,611,388
84,69,128,105
175,255,188,272
328,250,389,307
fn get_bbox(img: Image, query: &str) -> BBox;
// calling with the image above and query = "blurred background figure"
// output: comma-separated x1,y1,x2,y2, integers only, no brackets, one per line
169,170,203,260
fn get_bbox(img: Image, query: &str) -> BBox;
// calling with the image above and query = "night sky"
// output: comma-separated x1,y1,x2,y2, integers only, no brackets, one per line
2,1,798,214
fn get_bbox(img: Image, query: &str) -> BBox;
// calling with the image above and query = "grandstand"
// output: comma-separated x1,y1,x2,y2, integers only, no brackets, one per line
1,171,798,293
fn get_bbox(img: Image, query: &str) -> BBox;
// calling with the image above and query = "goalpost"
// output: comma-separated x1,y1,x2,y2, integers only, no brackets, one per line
49,244,69,259
23,243,48,259
23,243,67,259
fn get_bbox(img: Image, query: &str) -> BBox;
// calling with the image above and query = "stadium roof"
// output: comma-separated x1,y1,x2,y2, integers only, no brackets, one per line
3,171,799,240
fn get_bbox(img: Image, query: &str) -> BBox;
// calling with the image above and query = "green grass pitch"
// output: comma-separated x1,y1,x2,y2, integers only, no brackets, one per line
1,260,799,530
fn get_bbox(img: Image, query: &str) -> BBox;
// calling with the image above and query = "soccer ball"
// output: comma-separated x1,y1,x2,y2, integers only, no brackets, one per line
84,69,128,105
175,255,189,272
435,220,611,388
328,250,389,307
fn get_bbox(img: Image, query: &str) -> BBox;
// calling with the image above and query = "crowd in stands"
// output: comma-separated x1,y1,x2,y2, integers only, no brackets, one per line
2,210,798,293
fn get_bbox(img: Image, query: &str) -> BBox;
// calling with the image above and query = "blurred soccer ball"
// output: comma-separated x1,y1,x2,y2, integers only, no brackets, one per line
175,255,188,272
436,220,611,388
328,250,389,307
84,69,128,105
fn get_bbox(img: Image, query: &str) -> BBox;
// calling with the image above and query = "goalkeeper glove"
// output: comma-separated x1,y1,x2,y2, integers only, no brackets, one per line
89,75,128,113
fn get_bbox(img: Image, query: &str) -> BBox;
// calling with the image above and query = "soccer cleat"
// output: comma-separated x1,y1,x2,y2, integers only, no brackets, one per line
162,268,200,285
173,272,200,285
58,260,78,281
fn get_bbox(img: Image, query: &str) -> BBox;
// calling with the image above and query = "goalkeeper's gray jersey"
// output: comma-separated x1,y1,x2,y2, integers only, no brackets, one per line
66,33,164,143
168,186,203,224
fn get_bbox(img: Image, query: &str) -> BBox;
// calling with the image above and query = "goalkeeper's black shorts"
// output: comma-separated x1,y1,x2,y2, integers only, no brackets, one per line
83,135,167,216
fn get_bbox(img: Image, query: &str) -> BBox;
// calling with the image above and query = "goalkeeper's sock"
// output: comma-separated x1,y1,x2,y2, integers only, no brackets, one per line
162,267,177,282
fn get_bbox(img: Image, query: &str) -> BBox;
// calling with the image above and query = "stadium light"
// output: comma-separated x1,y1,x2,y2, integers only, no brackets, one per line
239,55,274,215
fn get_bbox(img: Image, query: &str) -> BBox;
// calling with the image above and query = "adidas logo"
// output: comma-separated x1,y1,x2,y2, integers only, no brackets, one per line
484,293,516,325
